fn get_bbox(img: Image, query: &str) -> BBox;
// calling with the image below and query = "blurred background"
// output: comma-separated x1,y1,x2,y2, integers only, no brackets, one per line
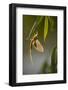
23,15,57,75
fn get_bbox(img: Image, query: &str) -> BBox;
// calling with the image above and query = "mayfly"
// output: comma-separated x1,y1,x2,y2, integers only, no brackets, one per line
30,33,44,64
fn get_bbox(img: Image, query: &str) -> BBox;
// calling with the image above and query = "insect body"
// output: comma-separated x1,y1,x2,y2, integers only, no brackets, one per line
30,33,44,52
30,33,44,64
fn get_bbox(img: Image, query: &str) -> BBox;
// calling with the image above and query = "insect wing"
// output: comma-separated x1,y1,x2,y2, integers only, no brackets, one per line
33,39,44,52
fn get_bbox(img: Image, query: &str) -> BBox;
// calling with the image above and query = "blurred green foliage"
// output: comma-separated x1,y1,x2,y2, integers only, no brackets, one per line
25,16,57,41
23,15,57,73
51,47,57,73
41,60,49,73
41,46,57,73
44,16,48,41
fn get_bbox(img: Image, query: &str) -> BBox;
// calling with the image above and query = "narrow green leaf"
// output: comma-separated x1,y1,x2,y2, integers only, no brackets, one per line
26,16,44,40
51,47,57,73
36,16,44,26
44,16,48,41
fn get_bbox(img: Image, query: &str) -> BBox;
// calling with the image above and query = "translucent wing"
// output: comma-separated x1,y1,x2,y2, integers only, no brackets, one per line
32,39,44,52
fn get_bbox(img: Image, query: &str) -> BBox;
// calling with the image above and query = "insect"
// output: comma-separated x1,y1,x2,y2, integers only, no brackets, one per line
30,33,44,64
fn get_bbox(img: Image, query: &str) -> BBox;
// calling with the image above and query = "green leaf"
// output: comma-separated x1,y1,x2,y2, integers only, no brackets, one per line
26,16,44,40
36,16,44,26
41,60,49,73
51,46,57,73
44,16,48,41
